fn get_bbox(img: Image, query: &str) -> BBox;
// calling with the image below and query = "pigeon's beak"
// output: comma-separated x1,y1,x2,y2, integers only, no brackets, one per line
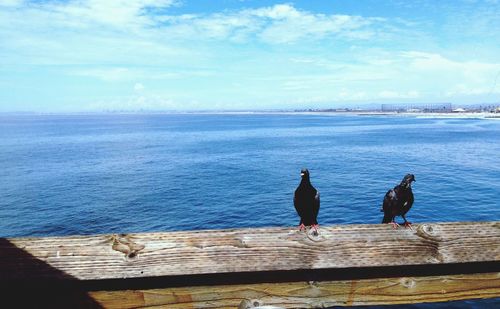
300,173,305,177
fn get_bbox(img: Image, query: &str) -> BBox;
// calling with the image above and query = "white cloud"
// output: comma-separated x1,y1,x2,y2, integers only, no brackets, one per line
4,2,380,44
70,68,214,82
73,68,133,81
134,82,145,91
251,4,302,19
0,4,197,66
378,90,420,99
445,83,500,97
85,93,203,111
0,0,23,7
272,50,499,103
401,51,459,71
154,4,386,44
255,7,376,43
0,2,396,69
50,0,177,28
400,51,500,91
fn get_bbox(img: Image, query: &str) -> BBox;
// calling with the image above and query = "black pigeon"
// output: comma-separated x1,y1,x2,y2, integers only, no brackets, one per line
381,174,416,229
294,169,320,233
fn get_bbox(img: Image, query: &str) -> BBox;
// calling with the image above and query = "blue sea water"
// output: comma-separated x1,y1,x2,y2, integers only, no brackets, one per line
0,113,499,237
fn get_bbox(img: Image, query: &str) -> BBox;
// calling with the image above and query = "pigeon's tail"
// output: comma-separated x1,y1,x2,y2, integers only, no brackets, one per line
382,214,392,224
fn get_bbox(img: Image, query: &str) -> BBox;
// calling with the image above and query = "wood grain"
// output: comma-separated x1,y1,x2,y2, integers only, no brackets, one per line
88,272,500,308
1,222,499,281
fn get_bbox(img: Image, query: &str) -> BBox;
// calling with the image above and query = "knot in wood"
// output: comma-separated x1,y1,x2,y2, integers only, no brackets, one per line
416,224,442,241
110,234,145,259
401,277,416,288
306,230,328,242
238,299,262,309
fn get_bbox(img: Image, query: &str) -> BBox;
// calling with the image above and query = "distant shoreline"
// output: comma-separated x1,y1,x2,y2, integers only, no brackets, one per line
222,111,500,119
348,111,500,119
1,110,499,119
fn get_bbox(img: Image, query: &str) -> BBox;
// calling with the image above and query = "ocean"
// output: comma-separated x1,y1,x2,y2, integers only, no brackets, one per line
1,113,499,237
1,113,499,308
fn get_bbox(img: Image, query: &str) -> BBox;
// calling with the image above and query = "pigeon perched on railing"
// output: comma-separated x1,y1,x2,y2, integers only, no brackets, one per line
294,169,320,234
381,174,416,229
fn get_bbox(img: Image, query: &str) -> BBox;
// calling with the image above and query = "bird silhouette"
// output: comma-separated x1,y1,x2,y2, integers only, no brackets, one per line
381,174,416,229
294,169,320,234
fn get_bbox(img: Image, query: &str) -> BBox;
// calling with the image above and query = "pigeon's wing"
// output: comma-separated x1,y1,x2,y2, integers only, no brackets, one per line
403,189,414,214
312,190,320,224
382,189,396,212
381,189,397,223
293,189,305,220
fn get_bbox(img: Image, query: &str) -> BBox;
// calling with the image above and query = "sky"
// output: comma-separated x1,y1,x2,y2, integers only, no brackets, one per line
1,0,500,112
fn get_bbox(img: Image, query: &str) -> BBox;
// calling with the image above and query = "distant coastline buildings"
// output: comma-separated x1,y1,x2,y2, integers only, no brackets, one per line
381,103,452,113
295,103,499,114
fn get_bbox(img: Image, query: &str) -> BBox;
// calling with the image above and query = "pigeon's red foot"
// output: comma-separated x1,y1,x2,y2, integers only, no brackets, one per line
388,222,400,229
311,224,319,236
404,222,413,230
298,223,306,231
311,224,320,235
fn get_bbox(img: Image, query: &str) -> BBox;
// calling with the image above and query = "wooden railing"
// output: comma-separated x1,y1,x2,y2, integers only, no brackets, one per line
1,222,499,308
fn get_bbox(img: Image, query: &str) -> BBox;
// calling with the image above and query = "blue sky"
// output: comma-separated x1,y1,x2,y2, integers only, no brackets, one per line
1,0,499,111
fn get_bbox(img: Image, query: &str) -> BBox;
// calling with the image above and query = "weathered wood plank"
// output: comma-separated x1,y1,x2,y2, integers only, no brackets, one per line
88,272,500,308
1,222,499,281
